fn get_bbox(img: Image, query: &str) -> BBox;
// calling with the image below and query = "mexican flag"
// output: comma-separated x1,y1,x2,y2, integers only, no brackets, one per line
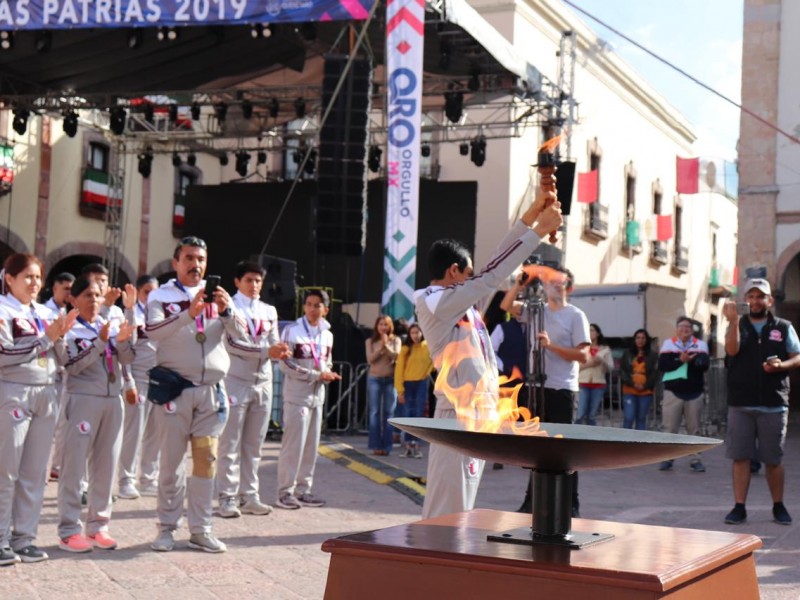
82,167,121,209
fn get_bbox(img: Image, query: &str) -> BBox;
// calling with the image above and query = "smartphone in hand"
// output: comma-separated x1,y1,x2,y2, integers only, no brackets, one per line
204,275,221,303
736,302,749,316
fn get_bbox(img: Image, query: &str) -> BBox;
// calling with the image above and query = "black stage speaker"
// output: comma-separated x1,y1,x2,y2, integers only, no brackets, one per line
557,160,576,216
251,254,297,320
316,55,372,256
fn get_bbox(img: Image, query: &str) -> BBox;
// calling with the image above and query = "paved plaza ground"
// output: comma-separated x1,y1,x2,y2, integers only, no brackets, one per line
1,418,799,599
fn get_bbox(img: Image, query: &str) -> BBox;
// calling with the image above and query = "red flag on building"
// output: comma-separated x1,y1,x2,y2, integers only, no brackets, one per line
656,214,673,241
577,169,598,203
676,156,699,194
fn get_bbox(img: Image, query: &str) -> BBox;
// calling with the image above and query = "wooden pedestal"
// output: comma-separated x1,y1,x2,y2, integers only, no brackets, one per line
322,509,762,599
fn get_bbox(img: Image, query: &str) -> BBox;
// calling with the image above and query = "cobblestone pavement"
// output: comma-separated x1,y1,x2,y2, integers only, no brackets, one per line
1,420,799,599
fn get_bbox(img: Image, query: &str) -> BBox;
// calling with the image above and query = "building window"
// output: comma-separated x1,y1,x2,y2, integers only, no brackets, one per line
80,139,114,219
622,162,641,253
583,140,608,239
173,164,202,237
673,201,688,273
650,181,667,265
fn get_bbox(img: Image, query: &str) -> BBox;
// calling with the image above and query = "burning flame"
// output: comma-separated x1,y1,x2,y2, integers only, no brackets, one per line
537,134,562,155
434,330,550,437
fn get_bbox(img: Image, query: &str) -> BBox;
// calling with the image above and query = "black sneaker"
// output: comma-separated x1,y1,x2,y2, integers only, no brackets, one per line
658,460,674,471
773,503,792,526
725,505,747,525
15,545,49,563
0,546,20,566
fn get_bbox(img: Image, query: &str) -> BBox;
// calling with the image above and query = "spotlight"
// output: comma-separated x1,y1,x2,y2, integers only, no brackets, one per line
62,110,78,138
368,145,382,173
268,98,279,118
12,108,30,136
165,103,178,124
214,102,228,123
190,102,201,121
187,153,197,167
127,29,143,49
294,98,305,119
0,31,14,51
137,148,153,178
257,151,267,165
444,89,463,124
421,143,431,158
470,136,486,167
157,27,178,41
459,142,469,156
304,149,317,175
35,31,52,53
219,153,229,166
292,148,303,164
109,107,127,135
251,23,273,38
241,99,253,120
143,103,154,123
172,152,182,167
235,151,250,177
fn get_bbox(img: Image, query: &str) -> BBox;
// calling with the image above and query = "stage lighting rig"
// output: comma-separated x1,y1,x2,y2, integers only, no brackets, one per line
470,136,486,167
368,146,382,173
12,108,29,136
235,151,250,177
62,110,79,138
190,102,201,121
138,148,153,178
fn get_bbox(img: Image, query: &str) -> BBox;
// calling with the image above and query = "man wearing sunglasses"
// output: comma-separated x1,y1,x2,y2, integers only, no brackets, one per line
145,236,247,554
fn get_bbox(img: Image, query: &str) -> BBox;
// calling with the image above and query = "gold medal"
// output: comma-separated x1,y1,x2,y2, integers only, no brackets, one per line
37,356,48,368
108,373,116,383
196,332,207,343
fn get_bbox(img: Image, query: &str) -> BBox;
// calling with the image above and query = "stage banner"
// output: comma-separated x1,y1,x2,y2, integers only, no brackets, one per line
0,0,374,29
381,0,424,320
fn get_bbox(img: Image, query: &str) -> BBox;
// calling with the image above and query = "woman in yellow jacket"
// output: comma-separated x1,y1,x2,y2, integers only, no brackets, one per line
394,324,433,458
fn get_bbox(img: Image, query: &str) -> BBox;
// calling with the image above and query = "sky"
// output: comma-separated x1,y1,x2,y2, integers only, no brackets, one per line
565,0,743,162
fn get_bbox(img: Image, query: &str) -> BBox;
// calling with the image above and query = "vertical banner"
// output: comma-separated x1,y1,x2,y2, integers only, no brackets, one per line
381,0,425,319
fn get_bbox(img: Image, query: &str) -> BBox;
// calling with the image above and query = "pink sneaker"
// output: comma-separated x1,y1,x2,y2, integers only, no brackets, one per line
88,531,118,550
59,534,93,553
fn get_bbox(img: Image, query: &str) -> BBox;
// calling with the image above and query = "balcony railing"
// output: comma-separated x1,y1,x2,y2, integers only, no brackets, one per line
650,240,668,265
673,245,689,273
583,203,608,239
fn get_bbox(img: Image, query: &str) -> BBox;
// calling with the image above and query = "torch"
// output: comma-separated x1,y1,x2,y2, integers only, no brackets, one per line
536,135,562,243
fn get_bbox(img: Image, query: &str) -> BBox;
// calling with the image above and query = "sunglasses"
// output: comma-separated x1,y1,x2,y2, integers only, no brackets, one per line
179,236,207,249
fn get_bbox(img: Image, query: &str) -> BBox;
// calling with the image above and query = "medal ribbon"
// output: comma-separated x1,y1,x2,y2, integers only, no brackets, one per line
469,307,489,364
235,295,261,337
77,316,114,376
302,317,322,369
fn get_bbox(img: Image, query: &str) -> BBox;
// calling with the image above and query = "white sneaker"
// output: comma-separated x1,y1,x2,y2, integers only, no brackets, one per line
151,529,175,552
218,497,241,518
118,481,140,500
240,497,273,515
188,533,227,553
139,481,159,497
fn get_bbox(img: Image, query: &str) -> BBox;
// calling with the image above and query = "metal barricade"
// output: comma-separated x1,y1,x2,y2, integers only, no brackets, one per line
704,358,728,436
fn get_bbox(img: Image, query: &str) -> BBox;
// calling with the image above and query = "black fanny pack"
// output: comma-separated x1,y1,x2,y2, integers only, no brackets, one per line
147,366,196,405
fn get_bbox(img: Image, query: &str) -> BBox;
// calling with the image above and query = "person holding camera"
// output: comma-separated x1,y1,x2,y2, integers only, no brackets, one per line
504,266,590,516
145,236,246,554
722,278,800,526
657,316,710,473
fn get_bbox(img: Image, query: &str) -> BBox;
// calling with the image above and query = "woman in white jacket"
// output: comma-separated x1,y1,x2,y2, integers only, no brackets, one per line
0,254,76,565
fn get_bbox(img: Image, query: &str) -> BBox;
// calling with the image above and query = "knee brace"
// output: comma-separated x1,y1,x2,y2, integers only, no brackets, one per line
190,435,219,479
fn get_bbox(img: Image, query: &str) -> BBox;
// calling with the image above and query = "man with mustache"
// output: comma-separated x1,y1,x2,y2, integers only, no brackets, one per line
145,237,247,553
722,278,800,526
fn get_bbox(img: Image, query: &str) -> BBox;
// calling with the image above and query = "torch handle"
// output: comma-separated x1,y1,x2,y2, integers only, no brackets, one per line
538,165,558,243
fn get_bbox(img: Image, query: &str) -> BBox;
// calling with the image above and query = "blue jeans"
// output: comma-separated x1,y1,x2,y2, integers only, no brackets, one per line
367,376,397,453
576,386,605,425
399,379,429,443
623,394,653,430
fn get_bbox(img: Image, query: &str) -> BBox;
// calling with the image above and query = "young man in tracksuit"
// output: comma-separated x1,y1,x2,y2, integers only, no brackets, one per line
657,316,710,472
414,182,562,519
145,237,247,553
217,261,290,518
117,275,160,500
275,289,341,510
